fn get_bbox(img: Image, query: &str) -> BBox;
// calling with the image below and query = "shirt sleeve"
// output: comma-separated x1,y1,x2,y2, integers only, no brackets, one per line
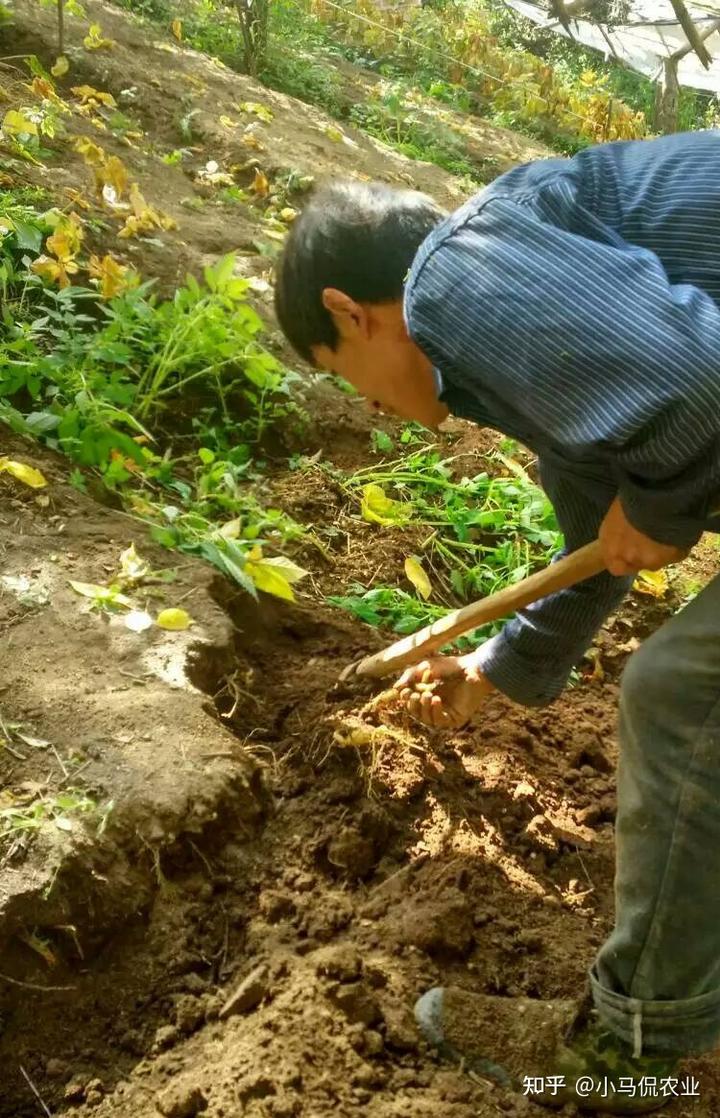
473,458,632,706
407,195,720,548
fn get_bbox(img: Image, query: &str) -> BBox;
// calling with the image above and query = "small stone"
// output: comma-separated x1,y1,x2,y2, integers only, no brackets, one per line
156,1080,207,1118
45,1059,67,1080
118,1029,144,1055
85,1090,103,1107
258,889,296,922
313,944,362,982
328,981,381,1026
268,1096,299,1118
515,929,544,954
153,1024,179,1051
236,1072,275,1102
179,972,207,995
524,814,558,851
219,963,269,1019
64,1083,85,1103
174,995,205,1036
327,826,376,878
363,1029,385,1056
381,1002,419,1051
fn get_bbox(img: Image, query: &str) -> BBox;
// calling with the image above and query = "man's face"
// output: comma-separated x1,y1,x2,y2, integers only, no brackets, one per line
311,289,449,429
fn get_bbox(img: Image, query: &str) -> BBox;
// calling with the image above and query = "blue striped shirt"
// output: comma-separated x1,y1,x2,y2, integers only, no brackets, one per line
404,130,720,706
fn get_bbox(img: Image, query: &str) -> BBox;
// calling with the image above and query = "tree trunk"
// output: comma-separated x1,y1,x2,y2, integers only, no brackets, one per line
654,56,679,134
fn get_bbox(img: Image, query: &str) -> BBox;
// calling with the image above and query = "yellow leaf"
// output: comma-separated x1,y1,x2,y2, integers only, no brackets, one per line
633,569,669,598
88,253,133,299
2,109,38,136
404,555,432,600
246,560,295,601
69,580,132,607
71,84,116,108
237,100,273,122
251,169,269,197
118,542,149,584
360,483,410,527
20,932,58,968
171,17,183,40
157,608,193,630
103,155,129,198
46,217,83,261
83,23,114,50
74,136,106,165
279,207,297,222
119,184,177,238
241,132,265,151
258,556,309,584
30,77,58,101
51,56,70,77
31,254,66,287
0,457,47,488
325,126,344,143
219,115,237,128
219,517,242,539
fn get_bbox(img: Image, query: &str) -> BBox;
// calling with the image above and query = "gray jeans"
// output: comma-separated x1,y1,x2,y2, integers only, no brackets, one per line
591,570,720,1057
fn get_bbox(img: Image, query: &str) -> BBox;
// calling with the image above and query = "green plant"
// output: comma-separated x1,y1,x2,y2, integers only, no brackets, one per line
0,787,113,859
327,447,561,643
341,446,561,599
328,583,502,646
126,254,297,428
0,236,300,476
118,447,317,600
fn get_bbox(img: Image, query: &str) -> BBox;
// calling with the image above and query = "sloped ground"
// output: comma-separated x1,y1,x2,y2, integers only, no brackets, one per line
0,3,718,1117
3,0,475,290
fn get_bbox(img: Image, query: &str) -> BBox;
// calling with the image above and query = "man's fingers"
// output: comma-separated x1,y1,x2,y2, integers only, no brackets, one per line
407,691,431,726
394,661,432,690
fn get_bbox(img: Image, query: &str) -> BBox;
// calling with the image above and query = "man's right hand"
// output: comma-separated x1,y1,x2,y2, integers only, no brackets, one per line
393,654,496,730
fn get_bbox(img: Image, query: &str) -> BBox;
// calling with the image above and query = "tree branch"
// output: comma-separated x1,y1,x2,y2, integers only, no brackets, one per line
668,0,713,68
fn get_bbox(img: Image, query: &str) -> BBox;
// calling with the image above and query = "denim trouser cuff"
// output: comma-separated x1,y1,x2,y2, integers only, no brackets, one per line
590,966,720,1057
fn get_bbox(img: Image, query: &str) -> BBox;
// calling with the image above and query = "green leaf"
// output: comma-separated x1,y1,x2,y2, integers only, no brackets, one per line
371,429,393,454
13,219,44,252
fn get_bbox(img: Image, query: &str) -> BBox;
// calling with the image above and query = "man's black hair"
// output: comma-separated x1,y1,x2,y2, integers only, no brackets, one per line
274,180,445,362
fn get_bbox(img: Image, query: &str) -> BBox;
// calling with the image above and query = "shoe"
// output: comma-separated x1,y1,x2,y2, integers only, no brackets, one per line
414,987,681,1113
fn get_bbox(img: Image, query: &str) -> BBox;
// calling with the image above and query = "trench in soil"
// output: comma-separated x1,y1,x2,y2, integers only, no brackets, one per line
4,557,716,1118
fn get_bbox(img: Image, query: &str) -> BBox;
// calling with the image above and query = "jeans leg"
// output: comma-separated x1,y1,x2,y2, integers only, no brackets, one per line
591,571,720,1056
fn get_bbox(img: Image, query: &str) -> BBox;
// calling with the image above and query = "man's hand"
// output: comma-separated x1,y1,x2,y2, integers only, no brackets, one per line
393,654,496,729
599,496,686,576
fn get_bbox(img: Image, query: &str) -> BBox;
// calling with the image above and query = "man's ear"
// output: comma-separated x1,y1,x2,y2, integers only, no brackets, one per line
321,287,369,341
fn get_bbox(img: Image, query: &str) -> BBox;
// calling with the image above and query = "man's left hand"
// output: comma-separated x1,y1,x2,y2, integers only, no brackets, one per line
599,496,686,576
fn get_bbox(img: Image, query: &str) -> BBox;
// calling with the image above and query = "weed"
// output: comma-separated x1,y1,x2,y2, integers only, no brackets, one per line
342,447,561,598
0,234,299,477
0,788,114,861
329,582,501,648
326,446,561,641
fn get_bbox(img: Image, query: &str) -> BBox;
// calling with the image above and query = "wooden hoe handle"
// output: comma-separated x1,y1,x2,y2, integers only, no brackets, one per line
350,539,605,680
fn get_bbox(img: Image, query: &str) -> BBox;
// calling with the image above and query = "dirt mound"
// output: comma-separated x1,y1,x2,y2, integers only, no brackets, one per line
0,430,267,978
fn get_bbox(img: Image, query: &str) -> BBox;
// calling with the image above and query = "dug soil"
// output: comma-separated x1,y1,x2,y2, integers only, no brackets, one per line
0,1,718,1116
2,424,717,1118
